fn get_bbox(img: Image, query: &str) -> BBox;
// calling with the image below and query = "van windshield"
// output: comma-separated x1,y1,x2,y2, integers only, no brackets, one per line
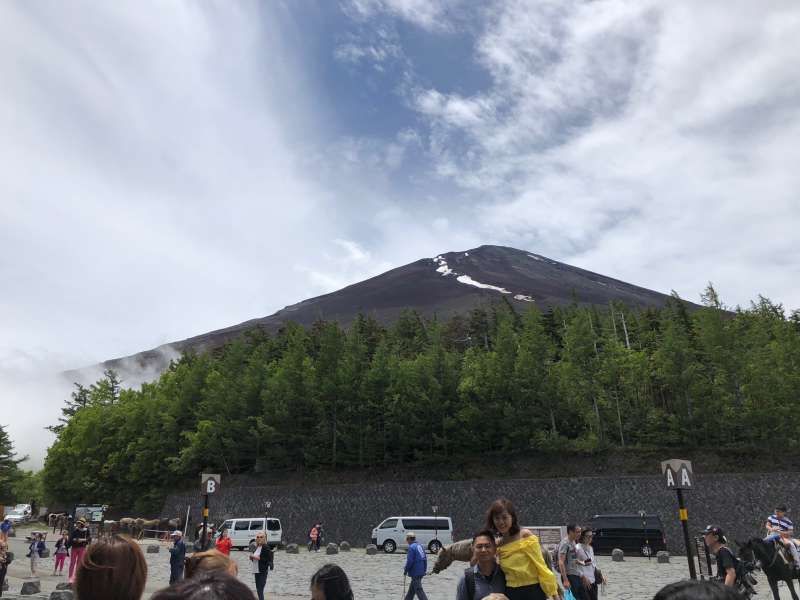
267,520,281,531
380,519,398,529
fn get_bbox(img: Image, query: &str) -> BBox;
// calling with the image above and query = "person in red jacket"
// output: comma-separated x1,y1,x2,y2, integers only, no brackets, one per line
215,529,232,556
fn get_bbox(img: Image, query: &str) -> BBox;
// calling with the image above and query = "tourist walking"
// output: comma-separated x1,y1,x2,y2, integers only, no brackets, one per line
310,564,355,600
309,523,320,552
249,531,274,600
74,535,147,600
0,519,11,543
702,526,737,587
456,530,507,600
193,530,213,553
316,522,325,552
28,532,45,576
403,532,429,600
0,538,10,598
68,518,91,582
215,529,232,555
558,524,587,600
53,531,70,575
576,529,603,600
487,498,558,600
169,530,186,584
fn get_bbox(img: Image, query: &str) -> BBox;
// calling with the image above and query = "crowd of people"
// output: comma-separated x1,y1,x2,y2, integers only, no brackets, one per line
3,498,796,600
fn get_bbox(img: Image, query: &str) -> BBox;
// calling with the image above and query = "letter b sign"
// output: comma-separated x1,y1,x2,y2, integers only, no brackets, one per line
201,473,221,495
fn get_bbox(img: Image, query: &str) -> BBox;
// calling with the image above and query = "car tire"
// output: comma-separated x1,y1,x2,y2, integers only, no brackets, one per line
383,539,397,554
641,544,652,557
429,540,442,554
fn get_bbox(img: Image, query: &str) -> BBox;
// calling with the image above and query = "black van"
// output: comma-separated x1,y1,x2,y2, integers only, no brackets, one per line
589,514,667,556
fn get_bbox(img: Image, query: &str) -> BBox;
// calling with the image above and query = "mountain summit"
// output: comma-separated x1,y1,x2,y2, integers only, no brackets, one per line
93,245,684,377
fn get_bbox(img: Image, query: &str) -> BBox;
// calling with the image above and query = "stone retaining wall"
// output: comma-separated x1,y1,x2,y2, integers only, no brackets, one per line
162,472,800,554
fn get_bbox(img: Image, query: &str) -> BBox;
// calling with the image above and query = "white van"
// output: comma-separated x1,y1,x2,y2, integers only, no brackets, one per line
371,516,453,554
217,517,282,550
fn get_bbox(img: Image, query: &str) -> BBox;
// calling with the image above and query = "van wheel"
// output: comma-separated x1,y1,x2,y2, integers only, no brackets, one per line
383,539,397,554
429,540,442,554
640,544,652,557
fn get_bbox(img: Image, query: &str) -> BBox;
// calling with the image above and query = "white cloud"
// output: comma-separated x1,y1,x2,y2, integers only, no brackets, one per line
343,0,462,31
408,0,800,308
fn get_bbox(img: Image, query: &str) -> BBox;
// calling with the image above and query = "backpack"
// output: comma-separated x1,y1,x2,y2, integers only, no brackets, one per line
464,568,476,600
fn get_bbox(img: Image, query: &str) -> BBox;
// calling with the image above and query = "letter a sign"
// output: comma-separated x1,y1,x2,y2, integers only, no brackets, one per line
201,473,221,495
661,459,693,490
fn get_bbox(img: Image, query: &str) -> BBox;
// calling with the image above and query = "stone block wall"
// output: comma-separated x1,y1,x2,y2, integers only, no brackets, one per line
162,472,799,554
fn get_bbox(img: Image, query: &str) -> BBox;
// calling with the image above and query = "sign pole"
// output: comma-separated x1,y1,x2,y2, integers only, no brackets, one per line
201,493,209,548
199,473,221,550
661,459,697,580
676,489,697,580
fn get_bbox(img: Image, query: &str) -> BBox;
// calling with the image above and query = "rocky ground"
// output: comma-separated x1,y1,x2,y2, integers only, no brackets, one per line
2,526,795,599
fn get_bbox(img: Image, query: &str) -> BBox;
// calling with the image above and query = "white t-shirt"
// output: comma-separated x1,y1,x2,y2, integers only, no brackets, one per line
576,544,595,584
251,545,262,574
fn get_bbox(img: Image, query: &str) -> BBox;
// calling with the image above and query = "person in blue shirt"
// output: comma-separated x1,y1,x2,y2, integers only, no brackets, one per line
404,532,429,600
168,530,186,584
456,530,507,600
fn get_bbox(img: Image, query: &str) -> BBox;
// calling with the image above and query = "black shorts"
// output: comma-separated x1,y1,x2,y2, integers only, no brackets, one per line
505,584,547,600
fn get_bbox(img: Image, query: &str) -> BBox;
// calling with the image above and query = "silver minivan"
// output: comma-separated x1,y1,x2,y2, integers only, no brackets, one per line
217,517,282,550
371,516,453,554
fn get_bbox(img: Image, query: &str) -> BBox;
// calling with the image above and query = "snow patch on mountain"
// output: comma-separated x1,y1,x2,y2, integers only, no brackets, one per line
456,275,511,294
433,256,453,276
432,254,532,301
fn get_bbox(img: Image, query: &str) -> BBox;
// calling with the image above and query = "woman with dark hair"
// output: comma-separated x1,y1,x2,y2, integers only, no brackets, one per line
152,573,256,600
653,580,745,599
576,529,603,600
310,564,354,600
74,535,147,600
485,499,558,600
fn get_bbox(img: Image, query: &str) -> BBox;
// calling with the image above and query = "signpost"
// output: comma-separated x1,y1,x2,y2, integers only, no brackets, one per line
639,510,651,560
200,473,221,549
432,505,438,545
661,459,696,580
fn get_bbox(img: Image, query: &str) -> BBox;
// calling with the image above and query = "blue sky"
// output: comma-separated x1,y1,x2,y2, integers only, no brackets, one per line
1,0,799,464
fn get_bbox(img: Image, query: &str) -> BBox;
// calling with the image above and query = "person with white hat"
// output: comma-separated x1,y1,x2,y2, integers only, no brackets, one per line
403,532,429,600
169,530,186,584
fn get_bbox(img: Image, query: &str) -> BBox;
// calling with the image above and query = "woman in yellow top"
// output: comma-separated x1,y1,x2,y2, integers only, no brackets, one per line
486,498,559,600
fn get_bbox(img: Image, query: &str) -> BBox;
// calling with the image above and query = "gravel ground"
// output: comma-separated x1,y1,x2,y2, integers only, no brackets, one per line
3,529,795,599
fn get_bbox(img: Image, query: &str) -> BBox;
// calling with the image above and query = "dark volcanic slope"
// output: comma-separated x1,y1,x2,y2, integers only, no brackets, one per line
94,245,688,376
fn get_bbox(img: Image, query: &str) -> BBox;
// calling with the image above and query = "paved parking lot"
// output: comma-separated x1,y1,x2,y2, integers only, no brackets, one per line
3,532,795,599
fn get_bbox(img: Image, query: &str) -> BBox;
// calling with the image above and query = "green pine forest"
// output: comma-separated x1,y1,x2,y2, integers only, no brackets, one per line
40,286,800,512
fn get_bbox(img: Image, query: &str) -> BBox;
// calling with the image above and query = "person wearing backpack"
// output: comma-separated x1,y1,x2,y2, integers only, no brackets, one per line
703,526,737,587
456,530,507,600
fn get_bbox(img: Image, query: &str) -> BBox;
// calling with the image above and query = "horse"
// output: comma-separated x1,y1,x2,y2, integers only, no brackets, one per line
739,537,800,600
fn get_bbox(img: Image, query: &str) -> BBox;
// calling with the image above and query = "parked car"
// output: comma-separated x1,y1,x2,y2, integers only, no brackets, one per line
4,508,30,524
589,513,666,556
216,517,282,550
371,516,453,554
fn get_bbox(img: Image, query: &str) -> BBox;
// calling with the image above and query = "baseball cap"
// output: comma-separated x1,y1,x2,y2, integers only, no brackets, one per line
170,530,182,536
406,532,416,539
702,525,725,540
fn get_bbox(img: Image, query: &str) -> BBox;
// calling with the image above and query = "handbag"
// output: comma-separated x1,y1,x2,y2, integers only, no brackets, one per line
564,589,576,600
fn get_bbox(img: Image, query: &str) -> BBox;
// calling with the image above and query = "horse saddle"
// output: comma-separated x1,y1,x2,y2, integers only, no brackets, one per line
774,541,799,567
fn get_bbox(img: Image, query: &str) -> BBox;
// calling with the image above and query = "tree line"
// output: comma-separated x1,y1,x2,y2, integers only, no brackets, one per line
41,286,800,512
